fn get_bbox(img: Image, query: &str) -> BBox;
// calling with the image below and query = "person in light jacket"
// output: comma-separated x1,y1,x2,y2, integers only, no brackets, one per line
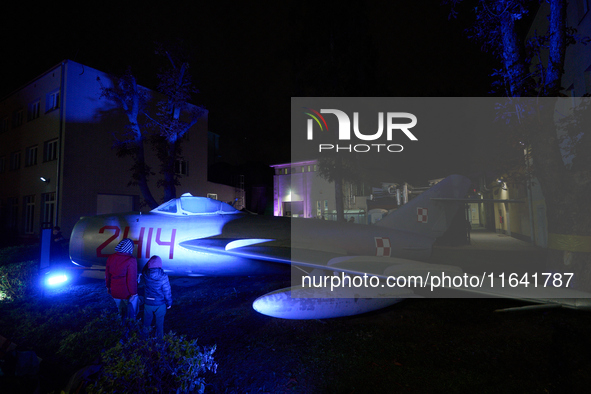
141,255,172,339
105,238,138,322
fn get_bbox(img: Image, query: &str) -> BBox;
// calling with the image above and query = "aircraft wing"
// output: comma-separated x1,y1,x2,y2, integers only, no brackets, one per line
316,256,591,309
251,253,591,319
178,235,591,318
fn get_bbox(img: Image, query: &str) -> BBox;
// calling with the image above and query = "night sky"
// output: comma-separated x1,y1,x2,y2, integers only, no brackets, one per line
2,1,502,174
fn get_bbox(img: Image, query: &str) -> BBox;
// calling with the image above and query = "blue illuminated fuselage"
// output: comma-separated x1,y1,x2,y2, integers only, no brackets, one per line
69,211,291,276
69,211,433,277
69,196,434,277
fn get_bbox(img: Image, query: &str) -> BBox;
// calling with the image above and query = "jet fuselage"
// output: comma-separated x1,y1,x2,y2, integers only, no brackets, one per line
69,205,434,276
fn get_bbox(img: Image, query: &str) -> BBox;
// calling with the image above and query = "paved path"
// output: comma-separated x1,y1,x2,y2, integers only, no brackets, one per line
430,226,545,275
448,226,539,252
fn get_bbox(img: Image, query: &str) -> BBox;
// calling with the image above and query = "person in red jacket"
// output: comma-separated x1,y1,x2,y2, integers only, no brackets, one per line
105,238,138,321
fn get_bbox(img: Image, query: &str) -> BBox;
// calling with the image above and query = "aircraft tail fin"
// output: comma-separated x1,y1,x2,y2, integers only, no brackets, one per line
375,174,471,238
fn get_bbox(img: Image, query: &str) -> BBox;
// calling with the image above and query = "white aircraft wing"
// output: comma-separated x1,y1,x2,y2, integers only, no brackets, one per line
251,254,591,319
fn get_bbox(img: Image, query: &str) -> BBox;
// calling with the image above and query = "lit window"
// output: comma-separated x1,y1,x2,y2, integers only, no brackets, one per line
46,90,60,112
207,193,218,200
25,146,38,167
175,159,188,175
28,100,40,121
12,109,23,128
44,139,58,162
10,151,21,170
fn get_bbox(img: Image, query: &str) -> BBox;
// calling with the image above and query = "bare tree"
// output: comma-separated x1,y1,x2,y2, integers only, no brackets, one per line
149,42,207,202
98,42,206,207
97,69,158,209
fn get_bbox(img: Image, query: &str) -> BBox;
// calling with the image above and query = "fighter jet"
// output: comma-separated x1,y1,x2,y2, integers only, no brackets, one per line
68,174,591,319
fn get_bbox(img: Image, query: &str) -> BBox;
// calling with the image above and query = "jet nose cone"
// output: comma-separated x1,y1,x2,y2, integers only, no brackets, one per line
69,216,92,267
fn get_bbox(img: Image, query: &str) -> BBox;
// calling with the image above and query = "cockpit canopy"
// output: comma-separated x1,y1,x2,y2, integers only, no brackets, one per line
151,193,240,216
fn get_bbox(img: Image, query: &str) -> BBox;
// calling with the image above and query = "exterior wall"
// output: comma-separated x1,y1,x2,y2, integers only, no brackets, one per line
481,177,547,247
60,61,136,232
0,60,238,241
272,161,335,218
0,63,64,237
272,163,323,217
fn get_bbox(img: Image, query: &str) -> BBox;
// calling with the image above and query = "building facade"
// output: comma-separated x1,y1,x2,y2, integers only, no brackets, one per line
271,160,369,223
0,60,236,241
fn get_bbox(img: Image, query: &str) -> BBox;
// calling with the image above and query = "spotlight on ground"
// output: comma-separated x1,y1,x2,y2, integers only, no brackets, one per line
45,272,69,287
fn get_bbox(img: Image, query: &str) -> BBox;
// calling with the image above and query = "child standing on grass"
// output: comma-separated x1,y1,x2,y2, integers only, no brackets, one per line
140,255,172,339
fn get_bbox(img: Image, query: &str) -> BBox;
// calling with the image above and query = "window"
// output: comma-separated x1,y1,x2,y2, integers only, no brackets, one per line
0,156,5,173
155,200,178,214
25,146,38,167
180,196,238,215
44,139,58,162
0,117,8,133
42,193,55,226
12,109,23,128
46,90,60,112
175,159,188,175
28,100,40,121
207,193,218,200
10,151,21,170
24,195,35,234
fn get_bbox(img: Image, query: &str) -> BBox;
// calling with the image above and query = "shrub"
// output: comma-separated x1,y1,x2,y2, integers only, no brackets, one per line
87,325,217,394
0,260,39,301
57,310,124,367
0,244,39,267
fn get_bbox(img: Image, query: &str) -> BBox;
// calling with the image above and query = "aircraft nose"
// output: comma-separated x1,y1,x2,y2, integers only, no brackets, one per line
69,217,91,266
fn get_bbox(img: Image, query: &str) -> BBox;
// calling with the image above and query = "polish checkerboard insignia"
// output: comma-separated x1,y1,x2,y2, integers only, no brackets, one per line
375,237,391,257
417,207,428,223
